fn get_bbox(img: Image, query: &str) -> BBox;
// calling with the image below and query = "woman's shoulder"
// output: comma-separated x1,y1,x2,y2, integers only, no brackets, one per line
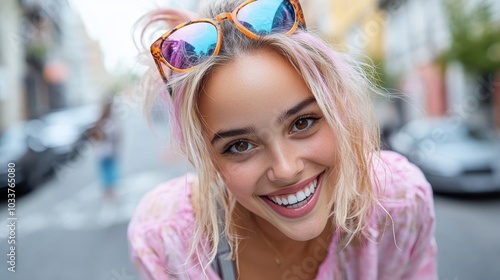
128,173,197,236
371,150,435,231
374,150,434,207
362,151,438,279
127,173,209,278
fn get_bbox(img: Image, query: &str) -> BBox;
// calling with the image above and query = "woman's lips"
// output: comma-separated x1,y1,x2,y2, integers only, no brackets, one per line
265,174,318,196
261,172,324,219
266,178,317,207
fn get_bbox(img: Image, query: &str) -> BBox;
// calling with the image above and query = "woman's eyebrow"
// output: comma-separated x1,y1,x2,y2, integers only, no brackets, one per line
277,97,317,124
210,97,316,145
211,127,256,144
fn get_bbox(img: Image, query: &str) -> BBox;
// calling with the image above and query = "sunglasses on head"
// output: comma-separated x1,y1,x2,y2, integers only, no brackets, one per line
150,0,306,83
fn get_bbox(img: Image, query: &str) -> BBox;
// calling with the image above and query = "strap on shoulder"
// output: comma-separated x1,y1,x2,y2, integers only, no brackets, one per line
210,204,237,279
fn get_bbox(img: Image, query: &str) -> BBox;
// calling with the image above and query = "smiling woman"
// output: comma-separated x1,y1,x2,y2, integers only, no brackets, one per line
127,0,438,279
198,50,339,244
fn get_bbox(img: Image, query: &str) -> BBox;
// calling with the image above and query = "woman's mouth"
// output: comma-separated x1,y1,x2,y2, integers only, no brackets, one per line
261,172,324,219
266,178,317,209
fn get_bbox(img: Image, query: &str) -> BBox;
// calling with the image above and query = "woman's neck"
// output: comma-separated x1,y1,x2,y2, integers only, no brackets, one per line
233,203,334,261
232,203,333,280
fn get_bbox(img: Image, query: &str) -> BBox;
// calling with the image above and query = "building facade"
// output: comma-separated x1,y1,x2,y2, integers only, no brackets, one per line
0,0,110,132
0,0,25,130
382,0,500,129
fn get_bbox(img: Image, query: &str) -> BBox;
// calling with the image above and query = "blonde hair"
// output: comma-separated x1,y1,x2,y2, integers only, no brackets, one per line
135,0,383,273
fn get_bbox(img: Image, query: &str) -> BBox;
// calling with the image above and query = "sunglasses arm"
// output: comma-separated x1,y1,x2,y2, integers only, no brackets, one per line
291,0,306,29
151,40,169,84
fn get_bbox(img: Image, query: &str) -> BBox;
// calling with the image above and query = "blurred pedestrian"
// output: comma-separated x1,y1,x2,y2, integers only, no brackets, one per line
128,0,438,279
89,94,122,202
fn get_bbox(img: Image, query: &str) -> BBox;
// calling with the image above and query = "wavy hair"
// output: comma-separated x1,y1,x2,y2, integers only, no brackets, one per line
135,0,384,274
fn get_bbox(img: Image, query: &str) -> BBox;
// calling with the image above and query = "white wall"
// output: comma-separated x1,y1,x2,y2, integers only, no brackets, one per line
0,0,25,129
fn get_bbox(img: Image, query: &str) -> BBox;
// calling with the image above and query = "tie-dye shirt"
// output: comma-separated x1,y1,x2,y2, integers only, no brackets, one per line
128,151,438,279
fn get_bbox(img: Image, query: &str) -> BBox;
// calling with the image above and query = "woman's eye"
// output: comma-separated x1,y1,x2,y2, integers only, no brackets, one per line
291,117,318,132
225,141,254,154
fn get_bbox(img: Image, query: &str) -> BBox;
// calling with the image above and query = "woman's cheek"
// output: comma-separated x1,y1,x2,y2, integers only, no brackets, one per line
311,128,338,164
219,162,259,198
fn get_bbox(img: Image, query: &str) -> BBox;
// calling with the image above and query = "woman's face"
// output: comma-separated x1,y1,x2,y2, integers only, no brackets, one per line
198,49,338,241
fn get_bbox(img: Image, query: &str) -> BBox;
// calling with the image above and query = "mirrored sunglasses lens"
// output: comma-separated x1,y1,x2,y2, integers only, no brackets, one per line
237,0,296,36
161,22,218,69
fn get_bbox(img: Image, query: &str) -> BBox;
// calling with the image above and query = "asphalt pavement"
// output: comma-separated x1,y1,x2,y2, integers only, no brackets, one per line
434,193,500,280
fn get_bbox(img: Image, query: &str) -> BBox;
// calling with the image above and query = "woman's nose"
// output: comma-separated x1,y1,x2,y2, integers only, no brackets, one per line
266,143,304,183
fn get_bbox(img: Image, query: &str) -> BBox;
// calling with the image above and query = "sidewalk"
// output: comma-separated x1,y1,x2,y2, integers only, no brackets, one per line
6,171,175,238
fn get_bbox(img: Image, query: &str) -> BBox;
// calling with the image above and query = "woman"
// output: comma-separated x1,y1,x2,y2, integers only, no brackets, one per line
128,0,437,279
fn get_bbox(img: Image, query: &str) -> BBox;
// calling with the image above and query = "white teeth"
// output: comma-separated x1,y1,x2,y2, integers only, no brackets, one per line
282,197,289,205
267,178,318,207
288,199,308,209
305,188,311,197
310,180,316,194
296,191,306,202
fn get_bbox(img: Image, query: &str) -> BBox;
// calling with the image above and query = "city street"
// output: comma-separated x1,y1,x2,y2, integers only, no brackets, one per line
0,104,191,280
1,104,500,280
434,193,500,280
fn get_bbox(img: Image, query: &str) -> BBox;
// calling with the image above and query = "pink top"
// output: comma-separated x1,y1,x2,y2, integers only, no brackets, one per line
128,151,438,279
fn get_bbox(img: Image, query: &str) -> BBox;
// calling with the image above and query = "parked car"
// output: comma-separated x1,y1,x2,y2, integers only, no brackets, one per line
1,104,101,198
38,104,100,162
0,122,56,197
388,117,500,193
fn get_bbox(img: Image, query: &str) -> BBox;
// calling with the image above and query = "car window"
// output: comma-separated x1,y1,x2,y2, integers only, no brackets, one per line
0,126,26,150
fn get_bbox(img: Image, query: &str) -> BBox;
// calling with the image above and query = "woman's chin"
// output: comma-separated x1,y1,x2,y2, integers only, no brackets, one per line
275,212,331,242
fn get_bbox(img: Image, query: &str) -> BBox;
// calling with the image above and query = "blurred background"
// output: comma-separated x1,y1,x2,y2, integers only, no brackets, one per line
0,0,499,279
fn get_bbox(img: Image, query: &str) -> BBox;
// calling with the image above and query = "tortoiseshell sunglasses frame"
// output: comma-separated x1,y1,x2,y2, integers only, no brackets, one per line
150,0,306,83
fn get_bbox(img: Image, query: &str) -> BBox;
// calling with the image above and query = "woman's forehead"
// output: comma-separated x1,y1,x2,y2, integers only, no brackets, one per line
200,50,303,101
197,49,313,131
